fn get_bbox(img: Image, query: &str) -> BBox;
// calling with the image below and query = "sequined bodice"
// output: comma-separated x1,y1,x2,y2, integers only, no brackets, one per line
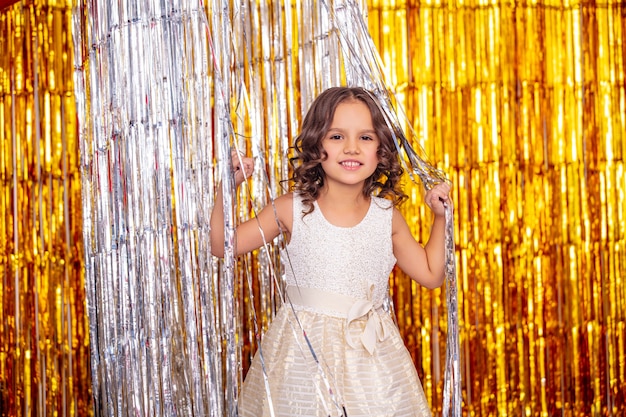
283,193,396,308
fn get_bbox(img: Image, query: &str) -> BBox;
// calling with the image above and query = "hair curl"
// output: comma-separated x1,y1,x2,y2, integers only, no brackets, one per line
288,86,408,214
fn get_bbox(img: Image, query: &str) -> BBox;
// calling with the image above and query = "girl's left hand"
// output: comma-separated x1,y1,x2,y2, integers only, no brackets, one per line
425,182,452,217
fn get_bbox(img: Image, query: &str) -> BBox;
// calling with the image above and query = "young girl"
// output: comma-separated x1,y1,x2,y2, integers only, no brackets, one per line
210,87,451,416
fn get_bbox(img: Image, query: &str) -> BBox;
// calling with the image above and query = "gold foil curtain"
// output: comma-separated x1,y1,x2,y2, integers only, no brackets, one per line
1,1,625,417
368,0,626,415
0,1,91,416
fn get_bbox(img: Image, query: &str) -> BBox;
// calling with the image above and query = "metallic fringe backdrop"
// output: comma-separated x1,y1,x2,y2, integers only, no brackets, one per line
366,1,626,415
1,2,624,417
0,1,91,416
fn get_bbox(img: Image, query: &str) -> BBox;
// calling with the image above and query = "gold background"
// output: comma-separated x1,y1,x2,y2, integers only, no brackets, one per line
369,1,626,415
0,1,91,415
1,0,624,416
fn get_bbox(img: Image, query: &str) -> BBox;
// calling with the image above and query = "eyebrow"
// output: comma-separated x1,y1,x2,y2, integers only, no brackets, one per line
326,127,377,135
360,129,377,135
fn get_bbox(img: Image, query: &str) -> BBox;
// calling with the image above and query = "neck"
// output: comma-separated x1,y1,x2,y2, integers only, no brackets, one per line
318,183,367,205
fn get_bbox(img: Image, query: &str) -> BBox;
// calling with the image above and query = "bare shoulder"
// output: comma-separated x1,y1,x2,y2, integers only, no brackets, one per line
391,206,406,224
271,192,294,234
273,192,294,209
391,206,411,236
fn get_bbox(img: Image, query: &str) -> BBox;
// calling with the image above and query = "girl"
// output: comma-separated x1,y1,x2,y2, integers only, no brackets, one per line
210,87,452,416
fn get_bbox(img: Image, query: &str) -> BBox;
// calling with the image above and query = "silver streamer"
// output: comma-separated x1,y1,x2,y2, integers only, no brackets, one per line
73,0,459,415
73,1,224,415
441,202,461,417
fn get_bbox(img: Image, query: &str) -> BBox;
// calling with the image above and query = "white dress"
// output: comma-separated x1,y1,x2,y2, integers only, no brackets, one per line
238,194,432,417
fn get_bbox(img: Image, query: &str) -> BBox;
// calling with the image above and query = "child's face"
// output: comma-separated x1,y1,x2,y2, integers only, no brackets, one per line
320,100,380,188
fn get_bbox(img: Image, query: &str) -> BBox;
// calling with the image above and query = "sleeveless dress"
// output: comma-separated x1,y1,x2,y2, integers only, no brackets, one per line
238,194,432,417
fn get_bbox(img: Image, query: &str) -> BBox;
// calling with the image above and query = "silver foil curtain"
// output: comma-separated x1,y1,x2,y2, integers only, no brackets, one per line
73,2,222,415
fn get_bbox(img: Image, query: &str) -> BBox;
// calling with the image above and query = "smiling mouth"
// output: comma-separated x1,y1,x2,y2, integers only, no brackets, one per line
341,161,361,169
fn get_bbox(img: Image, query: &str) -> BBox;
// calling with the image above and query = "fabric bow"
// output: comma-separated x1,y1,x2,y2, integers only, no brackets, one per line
345,285,387,355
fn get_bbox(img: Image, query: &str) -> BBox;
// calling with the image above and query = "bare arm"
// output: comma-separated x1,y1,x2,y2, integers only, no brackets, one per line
392,182,452,289
209,153,292,257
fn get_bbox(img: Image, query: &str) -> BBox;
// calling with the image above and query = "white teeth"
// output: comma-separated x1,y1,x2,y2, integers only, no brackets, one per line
341,161,360,168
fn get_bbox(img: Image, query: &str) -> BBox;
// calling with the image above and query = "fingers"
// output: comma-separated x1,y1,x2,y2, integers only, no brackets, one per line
425,182,453,214
431,182,451,202
230,149,255,185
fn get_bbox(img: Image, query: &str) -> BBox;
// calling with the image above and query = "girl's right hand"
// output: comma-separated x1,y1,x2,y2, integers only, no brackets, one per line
231,150,255,186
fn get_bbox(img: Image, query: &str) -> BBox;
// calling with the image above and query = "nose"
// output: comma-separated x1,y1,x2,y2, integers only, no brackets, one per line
343,137,360,154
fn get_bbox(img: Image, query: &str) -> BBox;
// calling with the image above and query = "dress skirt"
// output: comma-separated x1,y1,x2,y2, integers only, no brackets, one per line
238,306,432,417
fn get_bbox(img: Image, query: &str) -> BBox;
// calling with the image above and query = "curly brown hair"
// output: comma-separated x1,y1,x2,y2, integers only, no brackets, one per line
288,86,408,214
